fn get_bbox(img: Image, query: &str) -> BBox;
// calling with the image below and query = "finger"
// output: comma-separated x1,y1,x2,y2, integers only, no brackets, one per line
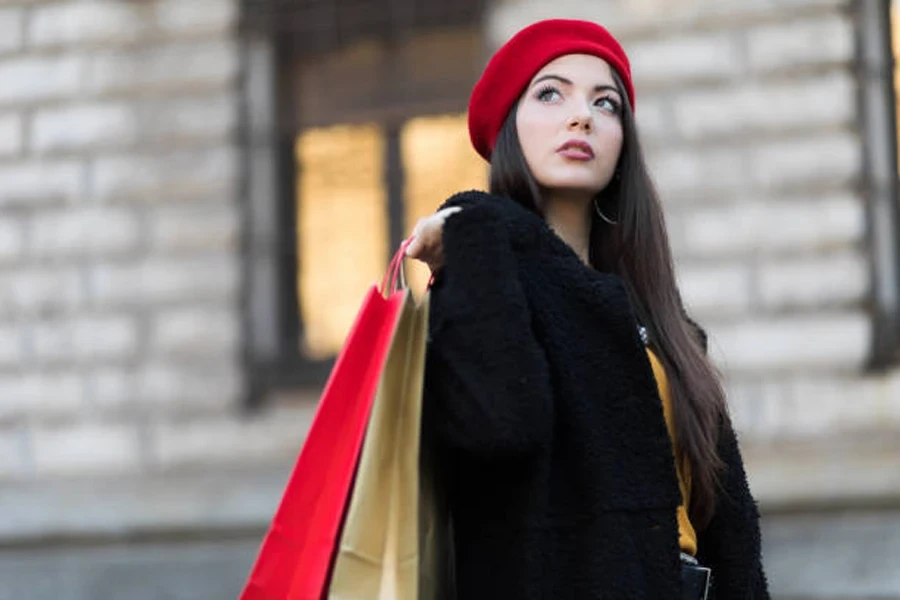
405,236,421,258
418,222,438,248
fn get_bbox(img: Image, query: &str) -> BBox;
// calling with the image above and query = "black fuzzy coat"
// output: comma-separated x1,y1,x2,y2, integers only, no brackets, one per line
422,191,769,599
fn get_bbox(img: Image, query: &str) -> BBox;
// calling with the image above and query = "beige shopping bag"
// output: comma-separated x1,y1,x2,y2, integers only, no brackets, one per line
328,289,449,599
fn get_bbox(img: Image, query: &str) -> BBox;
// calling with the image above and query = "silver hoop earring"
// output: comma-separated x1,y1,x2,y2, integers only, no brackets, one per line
593,197,618,226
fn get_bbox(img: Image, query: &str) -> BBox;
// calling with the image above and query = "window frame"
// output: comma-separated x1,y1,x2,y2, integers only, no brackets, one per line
860,0,900,368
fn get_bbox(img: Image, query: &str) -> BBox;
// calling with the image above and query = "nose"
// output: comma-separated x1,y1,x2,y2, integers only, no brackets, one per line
566,113,593,134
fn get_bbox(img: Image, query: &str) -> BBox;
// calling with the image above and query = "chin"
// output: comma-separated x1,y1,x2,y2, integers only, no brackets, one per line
537,175,606,196
536,165,610,192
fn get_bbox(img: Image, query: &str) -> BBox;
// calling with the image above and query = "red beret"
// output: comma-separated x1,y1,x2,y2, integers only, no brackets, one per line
468,19,635,161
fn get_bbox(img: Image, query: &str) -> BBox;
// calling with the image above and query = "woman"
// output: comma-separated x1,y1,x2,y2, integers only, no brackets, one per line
407,19,769,599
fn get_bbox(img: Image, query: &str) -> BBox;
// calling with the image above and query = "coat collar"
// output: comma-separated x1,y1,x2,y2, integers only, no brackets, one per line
441,189,635,315
442,190,595,265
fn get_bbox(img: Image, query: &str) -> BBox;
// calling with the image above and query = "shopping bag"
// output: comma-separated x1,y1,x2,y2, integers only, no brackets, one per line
240,253,409,600
328,252,455,599
327,288,429,599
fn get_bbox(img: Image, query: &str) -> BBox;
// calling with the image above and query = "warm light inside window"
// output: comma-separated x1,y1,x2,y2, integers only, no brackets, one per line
401,114,488,296
296,123,388,359
294,115,486,358
894,1,900,169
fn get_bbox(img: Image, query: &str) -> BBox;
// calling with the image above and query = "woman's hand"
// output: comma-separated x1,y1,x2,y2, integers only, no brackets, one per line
406,206,462,272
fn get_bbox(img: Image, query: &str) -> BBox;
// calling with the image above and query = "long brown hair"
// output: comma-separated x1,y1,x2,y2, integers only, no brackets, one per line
488,71,727,530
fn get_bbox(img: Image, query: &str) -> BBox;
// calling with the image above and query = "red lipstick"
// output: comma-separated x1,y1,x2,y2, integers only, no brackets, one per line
556,139,595,161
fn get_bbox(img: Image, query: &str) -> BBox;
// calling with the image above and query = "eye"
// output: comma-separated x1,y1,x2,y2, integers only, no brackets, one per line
536,85,561,103
595,95,621,114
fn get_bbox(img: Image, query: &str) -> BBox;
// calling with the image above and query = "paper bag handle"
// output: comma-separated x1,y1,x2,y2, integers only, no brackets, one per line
381,237,412,296
381,236,437,297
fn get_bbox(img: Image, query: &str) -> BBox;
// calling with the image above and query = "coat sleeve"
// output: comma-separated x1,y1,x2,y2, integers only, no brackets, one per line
422,191,553,462
696,417,771,599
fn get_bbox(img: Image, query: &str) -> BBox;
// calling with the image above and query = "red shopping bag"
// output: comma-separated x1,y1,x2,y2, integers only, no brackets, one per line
240,243,414,600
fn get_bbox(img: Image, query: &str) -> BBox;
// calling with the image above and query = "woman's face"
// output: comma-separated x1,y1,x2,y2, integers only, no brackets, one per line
515,54,624,197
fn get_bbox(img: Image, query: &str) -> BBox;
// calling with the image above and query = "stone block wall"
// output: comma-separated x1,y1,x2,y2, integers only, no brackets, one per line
0,3,324,596
0,0,311,559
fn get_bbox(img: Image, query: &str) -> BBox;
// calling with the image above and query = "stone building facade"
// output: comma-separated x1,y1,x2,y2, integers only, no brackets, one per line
0,0,898,598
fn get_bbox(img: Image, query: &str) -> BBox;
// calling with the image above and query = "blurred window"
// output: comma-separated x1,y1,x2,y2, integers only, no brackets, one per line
296,124,390,359
401,115,489,293
296,115,485,359
240,0,488,394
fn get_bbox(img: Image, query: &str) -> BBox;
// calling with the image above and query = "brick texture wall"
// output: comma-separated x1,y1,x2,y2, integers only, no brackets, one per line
0,0,313,560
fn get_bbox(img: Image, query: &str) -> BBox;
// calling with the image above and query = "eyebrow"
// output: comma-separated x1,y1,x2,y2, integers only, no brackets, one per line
531,74,620,96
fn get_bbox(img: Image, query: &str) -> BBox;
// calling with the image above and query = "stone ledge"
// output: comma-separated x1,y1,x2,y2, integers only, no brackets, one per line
744,433,900,511
3,433,897,543
0,464,291,544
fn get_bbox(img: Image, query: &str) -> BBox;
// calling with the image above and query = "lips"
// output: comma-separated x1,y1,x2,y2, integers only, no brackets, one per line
556,139,595,160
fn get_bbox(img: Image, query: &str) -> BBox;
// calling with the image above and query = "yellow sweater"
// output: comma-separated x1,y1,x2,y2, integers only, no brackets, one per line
647,349,698,556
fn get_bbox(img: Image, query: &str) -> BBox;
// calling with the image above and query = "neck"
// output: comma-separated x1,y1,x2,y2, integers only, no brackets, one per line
543,191,593,265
